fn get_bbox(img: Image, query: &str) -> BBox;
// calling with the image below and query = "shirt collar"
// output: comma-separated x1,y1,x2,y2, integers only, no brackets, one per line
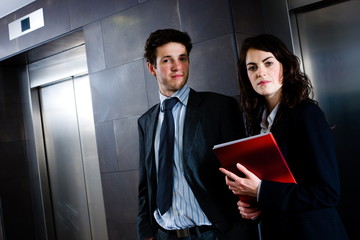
159,85,190,110
260,103,280,132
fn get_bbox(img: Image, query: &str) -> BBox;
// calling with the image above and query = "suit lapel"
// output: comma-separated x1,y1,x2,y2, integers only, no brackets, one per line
271,104,289,157
145,104,160,187
183,89,202,163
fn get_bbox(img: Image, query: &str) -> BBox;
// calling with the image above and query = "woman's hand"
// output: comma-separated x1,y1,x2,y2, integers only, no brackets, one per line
219,163,261,197
237,200,261,219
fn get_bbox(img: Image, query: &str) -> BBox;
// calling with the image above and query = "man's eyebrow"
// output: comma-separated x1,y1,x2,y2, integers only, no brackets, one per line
161,53,188,59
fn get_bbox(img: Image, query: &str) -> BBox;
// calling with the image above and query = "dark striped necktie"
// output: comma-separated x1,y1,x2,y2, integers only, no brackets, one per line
157,97,178,215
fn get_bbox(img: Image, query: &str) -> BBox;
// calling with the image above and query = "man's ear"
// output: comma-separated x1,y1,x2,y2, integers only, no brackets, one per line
147,62,156,76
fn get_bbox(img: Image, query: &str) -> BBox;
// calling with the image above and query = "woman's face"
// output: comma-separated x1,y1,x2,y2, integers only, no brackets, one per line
245,48,283,104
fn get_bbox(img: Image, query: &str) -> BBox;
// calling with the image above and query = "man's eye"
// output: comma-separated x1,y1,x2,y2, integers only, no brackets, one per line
179,57,188,62
162,59,171,63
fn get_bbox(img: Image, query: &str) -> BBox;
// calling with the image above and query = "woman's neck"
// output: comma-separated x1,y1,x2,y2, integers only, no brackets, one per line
266,98,280,113
265,90,281,113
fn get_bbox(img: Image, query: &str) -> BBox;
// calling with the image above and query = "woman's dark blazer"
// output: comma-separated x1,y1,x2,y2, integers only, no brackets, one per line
258,100,348,240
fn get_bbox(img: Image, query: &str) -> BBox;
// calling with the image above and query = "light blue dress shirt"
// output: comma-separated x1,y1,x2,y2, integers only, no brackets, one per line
153,85,212,230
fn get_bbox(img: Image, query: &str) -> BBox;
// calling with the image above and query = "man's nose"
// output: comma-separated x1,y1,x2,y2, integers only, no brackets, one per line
171,60,181,70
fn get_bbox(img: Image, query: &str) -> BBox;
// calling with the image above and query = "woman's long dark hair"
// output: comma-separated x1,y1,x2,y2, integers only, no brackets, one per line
238,34,315,135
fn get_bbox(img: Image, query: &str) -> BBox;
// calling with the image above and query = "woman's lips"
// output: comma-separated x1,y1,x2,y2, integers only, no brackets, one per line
258,80,271,85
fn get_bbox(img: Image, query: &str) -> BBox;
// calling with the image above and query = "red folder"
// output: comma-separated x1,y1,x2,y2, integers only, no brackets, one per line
213,132,296,203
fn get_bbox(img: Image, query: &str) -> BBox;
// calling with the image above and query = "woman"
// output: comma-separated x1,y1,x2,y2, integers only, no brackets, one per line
220,34,348,239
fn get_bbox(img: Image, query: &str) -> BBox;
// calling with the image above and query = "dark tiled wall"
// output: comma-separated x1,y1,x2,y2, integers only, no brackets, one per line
0,0,264,239
83,0,264,238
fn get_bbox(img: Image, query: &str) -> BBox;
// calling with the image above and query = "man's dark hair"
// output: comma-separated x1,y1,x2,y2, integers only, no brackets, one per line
144,29,192,66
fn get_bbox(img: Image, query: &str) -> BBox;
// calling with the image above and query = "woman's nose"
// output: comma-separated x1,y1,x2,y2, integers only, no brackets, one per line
256,66,265,78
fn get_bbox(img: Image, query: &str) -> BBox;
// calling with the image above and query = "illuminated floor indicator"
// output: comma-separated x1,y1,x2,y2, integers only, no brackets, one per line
21,17,30,32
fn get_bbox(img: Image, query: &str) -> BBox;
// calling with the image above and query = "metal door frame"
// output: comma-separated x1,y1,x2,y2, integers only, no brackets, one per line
29,44,108,240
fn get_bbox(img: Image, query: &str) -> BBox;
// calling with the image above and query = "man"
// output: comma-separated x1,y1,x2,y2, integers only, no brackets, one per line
137,29,257,240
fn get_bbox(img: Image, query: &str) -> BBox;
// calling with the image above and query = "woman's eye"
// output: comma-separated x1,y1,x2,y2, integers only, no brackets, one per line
265,61,273,67
247,66,256,71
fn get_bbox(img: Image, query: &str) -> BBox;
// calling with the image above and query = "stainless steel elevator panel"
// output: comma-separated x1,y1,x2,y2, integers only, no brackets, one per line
40,79,92,240
29,41,108,240
294,0,360,237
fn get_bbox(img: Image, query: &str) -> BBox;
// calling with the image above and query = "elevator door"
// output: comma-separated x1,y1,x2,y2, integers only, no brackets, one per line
39,75,104,240
294,1,360,238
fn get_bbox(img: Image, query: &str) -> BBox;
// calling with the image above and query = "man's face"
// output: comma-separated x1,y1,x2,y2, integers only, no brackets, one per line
147,42,189,97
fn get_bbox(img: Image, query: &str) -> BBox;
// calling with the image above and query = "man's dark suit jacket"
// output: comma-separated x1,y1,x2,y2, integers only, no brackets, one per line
258,100,348,240
137,89,251,240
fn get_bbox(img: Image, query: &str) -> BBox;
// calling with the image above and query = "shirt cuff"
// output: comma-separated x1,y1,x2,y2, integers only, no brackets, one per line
256,180,262,202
